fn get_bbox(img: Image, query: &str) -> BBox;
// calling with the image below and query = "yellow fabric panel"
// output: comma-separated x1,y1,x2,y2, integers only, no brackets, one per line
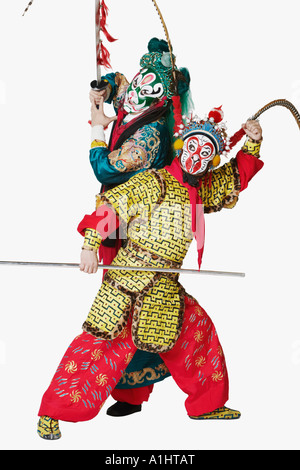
82,228,102,252
129,169,193,264
242,139,261,157
108,245,157,293
199,160,240,212
134,276,182,351
84,280,132,338
96,169,162,227
95,169,194,264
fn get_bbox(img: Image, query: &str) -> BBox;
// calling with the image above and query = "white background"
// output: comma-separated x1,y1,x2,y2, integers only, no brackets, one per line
0,0,300,451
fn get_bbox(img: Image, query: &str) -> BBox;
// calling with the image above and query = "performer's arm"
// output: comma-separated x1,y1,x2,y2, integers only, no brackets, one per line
89,72,129,111
80,241,99,274
236,120,264,191
78,204,120,274
89,101,170,185
200,120,264,212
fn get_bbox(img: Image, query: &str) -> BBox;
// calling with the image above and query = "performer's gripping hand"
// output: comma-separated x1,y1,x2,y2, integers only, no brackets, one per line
89,88,110,106
80,249,99,274
91,99,117,128
242,120,262,141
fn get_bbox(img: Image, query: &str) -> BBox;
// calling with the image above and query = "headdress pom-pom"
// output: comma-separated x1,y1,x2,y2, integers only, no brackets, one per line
174,138,184,151
208,106,224,124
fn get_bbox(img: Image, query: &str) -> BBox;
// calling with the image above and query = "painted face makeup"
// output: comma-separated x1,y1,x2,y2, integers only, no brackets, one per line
123,68,165,114
180,134,216,175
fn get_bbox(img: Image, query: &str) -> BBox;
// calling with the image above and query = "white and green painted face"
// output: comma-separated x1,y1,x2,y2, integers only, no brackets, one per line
123,68,165,114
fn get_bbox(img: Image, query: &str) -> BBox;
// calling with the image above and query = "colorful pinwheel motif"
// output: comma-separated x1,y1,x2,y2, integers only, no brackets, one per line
91,349,103,361
212,371,224,382
195,356,206,367
95,373,108,386
65,361,77,374
194,330,204,343
70,390,81,403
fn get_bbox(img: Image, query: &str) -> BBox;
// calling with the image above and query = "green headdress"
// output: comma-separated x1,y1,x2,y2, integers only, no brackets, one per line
140,38,175,98
140,37,194,151
140,38,191,101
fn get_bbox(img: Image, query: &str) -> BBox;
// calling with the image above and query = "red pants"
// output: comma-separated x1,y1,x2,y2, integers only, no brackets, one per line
39,296,228,422
111,384,154,405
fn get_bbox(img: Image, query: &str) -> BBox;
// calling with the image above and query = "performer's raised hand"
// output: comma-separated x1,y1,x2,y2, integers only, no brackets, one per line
80,249,99,274
242,120,263,141
91,99,117,128
89,88,110,106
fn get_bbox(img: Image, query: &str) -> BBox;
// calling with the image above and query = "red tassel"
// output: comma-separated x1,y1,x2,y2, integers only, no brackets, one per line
98,43,112,69
229,128,246,149
100,2,117,42
172,95,183,134
95,1,117,70
100,23,117,42
101,0,109,21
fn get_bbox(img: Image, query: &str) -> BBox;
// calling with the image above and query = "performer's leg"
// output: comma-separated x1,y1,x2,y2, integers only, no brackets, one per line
107,348,169,416
38,328,137,437
160,296,239,419
111,384,154,405
107,384,154,417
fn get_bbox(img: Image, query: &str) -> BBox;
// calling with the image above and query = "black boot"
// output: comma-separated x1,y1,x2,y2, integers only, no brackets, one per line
106,401,142,417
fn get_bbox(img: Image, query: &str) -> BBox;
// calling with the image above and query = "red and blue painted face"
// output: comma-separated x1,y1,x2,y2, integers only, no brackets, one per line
180,135,216,175
123,68,165,114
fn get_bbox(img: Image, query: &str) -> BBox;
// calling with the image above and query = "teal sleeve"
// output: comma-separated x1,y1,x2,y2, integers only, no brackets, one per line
90,146,140,186
89,120,172,186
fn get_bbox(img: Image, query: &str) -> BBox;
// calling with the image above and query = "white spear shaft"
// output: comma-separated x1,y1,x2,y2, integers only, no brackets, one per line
0,260,245,278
